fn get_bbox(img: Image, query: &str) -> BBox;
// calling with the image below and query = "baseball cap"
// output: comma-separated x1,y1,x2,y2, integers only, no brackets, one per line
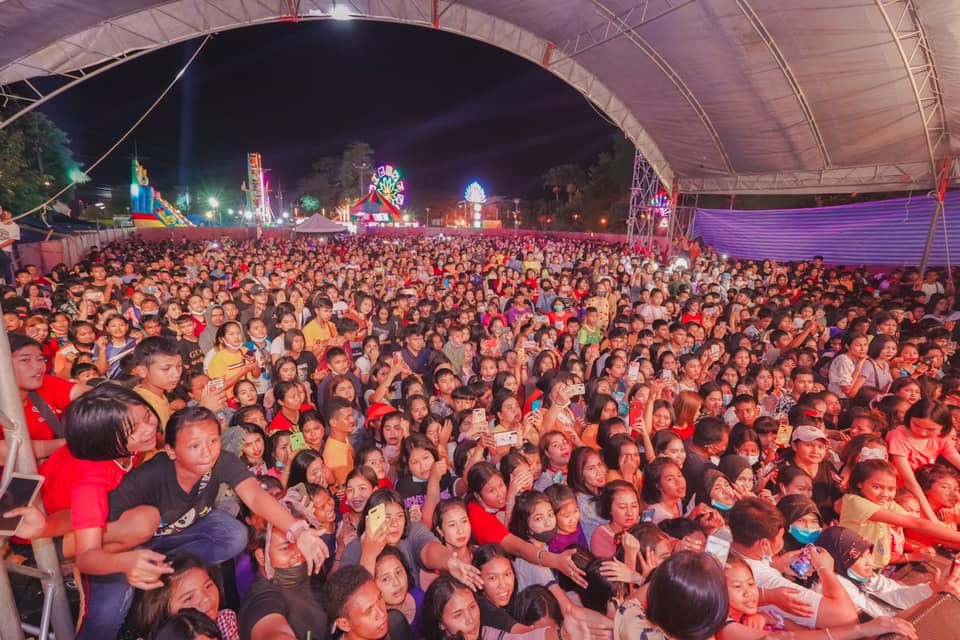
791,425,828,443
366,403,396,426
250,285,267,295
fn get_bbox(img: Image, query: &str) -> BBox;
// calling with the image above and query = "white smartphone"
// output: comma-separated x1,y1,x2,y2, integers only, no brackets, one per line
494,431,519,448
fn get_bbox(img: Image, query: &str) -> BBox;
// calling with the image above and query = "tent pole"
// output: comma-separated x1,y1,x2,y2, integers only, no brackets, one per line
918,198,941,276
920,157,952,276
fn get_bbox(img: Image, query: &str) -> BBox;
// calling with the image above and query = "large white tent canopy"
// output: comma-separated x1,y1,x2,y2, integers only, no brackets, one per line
0,0,957,194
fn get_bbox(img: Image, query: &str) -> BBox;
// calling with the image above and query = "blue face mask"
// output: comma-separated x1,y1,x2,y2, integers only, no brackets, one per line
711,500,733,512
722,394,733,405
846,567,871,583
788,524,821,545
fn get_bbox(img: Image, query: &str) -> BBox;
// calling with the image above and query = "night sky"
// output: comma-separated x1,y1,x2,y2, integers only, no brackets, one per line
38,20,619,208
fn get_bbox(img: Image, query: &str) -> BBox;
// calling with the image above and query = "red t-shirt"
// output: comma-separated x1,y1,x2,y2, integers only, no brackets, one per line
467,500,509,545
6,375,74,441
40,445,136,530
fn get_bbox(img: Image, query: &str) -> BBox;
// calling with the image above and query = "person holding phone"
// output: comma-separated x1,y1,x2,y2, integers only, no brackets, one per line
207,321,261,399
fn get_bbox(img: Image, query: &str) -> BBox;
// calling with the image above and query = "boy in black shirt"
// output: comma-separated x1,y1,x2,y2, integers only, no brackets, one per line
86,407,331,639
176,313,205,373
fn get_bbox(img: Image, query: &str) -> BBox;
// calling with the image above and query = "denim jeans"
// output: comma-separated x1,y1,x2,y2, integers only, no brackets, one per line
76,509,249,639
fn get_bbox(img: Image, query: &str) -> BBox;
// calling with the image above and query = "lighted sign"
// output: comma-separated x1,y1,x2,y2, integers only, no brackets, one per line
464,181,487,205
650,189,671,228
370,164,406,208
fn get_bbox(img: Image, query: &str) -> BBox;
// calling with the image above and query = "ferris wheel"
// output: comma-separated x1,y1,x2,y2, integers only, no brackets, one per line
370,164,406,208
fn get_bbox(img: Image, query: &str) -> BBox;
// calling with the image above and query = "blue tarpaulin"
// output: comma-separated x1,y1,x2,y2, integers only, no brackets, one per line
693,193,959,266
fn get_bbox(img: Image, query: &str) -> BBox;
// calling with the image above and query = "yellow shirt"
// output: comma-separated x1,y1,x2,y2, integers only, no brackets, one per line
135,385,170,429
839,493,906,569
303,319,337,349
323,437,354,486
207,349,246,397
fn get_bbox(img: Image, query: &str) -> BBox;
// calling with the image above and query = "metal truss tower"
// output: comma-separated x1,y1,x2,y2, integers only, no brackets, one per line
626,149,662,253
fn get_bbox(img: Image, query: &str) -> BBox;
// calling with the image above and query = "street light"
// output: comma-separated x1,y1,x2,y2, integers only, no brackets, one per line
208,197,219,208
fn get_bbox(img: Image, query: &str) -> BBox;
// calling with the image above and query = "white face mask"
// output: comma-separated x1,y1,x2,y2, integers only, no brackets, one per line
710,455,721,465
743,454,760,466
224,340,243,351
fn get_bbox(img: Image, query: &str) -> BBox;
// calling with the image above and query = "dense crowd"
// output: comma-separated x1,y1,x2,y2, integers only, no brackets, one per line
3,231,960,640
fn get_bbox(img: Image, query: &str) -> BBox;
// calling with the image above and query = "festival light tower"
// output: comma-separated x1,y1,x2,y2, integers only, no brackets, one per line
464,181,487,229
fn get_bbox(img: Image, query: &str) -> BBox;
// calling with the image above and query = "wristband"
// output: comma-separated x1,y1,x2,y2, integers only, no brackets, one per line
537,549,544,566
285,519,310,544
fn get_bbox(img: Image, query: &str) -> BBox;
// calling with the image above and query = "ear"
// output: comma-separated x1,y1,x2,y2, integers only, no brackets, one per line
164,444,177,461
254,547,265,568
335,616,351,634
132,364,147,379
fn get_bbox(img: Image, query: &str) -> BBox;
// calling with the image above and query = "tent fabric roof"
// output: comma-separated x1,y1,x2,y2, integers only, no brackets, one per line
294,213,347,234
1,1,957,194
351,190,401,218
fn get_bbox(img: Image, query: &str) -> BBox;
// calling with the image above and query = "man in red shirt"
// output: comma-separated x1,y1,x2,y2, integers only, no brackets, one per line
5,334,88,461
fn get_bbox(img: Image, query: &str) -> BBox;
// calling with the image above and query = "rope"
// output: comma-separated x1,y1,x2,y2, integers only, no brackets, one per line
10,34,212,222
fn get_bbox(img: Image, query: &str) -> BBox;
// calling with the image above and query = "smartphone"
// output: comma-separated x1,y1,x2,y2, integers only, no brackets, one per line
789,545,814,578
0,473,44,536
367,503,386,533
494,430,519,448
627,361,640,382
393,352,404,366
289,432,306,452
522,339,537,349
516,347,526,362
629,400,645,427
775,423,794,447
206,377,225,395
473,408,487,429
660,369,674,382
565,383,586,398
710,344,720,359
705,529,732,565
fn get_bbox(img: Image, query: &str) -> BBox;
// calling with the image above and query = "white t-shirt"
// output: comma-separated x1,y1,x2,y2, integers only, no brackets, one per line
739,553,822,628
0,220,20,253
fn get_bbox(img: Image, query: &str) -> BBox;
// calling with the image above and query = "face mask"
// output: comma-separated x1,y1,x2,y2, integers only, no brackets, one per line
788,524,821,545
224,341,243,351
554,306,564,312
846,567,871,584
272,563,309,588
743,455,760,466
531,526,558,544
760,542,773,564
710,456,721,465
711,500,733,512
722,394,733,405
412,475,428,484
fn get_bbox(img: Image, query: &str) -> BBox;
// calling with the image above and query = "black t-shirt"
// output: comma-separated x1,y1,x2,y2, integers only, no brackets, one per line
395,473,454,513
108,452,252,535
178,337,205,373
478,593,518,631
295,351,318,382
238,576,331,640
681,444,718,503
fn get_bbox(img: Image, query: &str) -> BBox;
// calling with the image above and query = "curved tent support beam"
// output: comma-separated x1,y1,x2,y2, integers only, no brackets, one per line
734,0,831,170
874,0,952,275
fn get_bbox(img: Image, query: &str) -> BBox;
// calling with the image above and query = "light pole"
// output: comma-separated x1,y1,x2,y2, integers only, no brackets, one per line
513,197,520,232
353,161,371,199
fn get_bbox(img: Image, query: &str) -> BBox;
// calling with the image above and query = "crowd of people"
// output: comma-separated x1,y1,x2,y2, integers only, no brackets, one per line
2,230,960,640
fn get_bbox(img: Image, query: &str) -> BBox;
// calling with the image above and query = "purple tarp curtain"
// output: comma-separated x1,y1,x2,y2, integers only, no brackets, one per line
692,192,959,266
